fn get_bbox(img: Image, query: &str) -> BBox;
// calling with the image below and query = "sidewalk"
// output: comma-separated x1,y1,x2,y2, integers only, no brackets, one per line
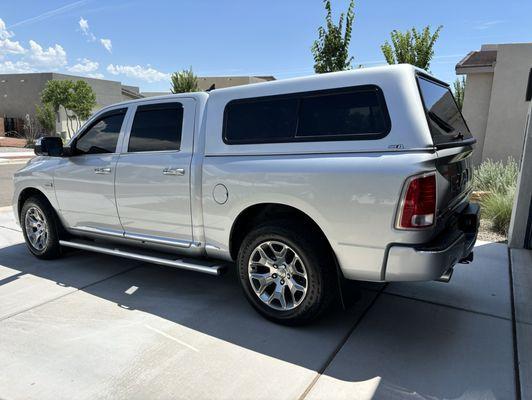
0,148,34,164
0,207,526,399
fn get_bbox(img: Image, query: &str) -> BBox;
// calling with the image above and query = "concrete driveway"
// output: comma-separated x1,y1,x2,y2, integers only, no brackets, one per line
0,208,519,399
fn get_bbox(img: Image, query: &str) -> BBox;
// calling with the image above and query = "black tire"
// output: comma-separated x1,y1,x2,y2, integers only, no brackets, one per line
237,220,336,325
20,195,62,260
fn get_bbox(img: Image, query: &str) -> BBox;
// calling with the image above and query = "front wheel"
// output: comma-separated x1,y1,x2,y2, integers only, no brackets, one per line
20,196,62,259
237,222,335,325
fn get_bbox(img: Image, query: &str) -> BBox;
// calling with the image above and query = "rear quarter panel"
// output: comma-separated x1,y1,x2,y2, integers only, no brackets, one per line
202,151,438,281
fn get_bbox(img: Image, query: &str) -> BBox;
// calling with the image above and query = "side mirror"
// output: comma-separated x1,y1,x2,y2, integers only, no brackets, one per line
34,136,64,157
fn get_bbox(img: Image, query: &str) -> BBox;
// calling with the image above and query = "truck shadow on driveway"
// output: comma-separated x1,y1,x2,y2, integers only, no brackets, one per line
0,241,515,399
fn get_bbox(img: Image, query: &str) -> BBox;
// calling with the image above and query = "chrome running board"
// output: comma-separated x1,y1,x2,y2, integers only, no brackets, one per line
59,239,226,276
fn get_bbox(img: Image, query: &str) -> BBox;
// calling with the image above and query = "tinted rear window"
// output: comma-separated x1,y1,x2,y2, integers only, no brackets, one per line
128,103,183,152
417,76,472,145
223,86,390,144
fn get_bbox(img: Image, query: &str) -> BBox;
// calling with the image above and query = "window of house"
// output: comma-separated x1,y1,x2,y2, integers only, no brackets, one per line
128,103,183,152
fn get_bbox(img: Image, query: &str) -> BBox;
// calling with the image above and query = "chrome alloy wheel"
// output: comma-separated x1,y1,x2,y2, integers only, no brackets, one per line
248,240,308,311
24,206,48,251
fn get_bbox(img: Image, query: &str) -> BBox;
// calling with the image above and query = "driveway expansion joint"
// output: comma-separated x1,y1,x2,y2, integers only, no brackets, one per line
297,284,388,400
381,290,512,322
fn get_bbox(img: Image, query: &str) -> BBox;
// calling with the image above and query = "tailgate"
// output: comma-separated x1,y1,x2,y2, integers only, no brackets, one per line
435,146,474,220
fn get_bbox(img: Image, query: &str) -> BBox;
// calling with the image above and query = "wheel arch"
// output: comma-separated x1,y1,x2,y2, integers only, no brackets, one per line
229,202,335,261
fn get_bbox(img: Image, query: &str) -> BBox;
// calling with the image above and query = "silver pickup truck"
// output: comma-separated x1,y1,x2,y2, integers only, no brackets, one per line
13,64,479,324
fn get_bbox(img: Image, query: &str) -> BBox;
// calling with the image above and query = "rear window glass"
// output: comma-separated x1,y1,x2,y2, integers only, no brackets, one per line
223,86,390,144
128,103,183,152
417,76,472,145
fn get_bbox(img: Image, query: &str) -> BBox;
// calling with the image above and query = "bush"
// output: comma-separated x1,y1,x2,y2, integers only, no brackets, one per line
481,186,515,235
473,157,519,194
474,157,519,236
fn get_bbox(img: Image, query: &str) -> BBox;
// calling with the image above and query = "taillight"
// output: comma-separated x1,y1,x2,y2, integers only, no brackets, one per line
397,173,436,229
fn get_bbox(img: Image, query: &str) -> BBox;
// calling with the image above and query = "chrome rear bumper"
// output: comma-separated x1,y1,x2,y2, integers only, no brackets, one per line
384,203,479,282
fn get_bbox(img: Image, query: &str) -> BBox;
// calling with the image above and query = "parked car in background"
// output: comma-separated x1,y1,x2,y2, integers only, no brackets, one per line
13,64,479,324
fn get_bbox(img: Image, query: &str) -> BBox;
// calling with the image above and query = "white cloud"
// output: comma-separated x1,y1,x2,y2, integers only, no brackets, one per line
107,64,170,83
28,40,67,68
0,60,35,73
0,18,25,57
78,17,96,41
100,38,112,53
88,72,104,79
67,58,99,73
0,38,25,55
0,18,14,39
78,17,89,33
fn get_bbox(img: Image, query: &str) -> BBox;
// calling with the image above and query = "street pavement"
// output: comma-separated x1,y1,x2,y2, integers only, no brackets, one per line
0,163,25,207
0,208,520,399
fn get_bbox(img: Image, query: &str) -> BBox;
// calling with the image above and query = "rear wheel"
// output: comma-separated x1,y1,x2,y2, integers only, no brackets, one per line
21,196,62,259
237,221,335,325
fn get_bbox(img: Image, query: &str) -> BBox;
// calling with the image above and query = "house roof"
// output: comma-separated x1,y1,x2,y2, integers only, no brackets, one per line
456,49,498,74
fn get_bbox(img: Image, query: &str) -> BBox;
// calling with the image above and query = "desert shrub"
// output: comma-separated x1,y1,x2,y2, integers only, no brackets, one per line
473,157,519,194
481,186,515,234
474,158,519,236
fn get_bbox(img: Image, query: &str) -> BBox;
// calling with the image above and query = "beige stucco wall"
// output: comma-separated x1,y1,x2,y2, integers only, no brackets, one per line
462,73,494,165
482,44,532,163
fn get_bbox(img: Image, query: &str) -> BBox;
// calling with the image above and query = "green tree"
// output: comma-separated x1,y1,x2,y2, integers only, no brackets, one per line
68,80,97,124
35,103,56,135
170,67,199,93
453,76,466,111
311,0,355,73
381,25,442,71
41,79,96,137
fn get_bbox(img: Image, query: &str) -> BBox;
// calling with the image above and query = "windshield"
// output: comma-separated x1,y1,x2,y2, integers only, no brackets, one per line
417,76,472,145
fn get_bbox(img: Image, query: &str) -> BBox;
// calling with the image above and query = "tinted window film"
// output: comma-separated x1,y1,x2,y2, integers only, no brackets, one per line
128,103,183,152
297,90,387,137
224,98,298,143
417,76,472,145
75,109,125,155
223,86,389,144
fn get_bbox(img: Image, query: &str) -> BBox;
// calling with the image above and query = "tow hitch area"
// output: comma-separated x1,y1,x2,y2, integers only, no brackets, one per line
436,267,454,283
459,252,474,264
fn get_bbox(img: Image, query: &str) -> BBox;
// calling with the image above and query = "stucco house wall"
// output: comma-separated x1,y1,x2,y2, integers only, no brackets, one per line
482,44,532,163
457,43,532,165
462,73,494,165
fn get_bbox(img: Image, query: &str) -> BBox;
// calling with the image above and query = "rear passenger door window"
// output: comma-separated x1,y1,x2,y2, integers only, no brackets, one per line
128,103,183,152
223,85,390,144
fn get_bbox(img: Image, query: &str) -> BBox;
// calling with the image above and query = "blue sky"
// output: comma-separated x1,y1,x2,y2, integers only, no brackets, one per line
1,0,531,91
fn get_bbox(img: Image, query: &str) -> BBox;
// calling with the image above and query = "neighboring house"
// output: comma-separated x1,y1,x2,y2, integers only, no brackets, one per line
142,75,276,97
0,72,142,138
456,43,532,165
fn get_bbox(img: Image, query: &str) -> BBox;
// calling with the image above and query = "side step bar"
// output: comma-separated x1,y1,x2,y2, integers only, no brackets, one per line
59,239,226,276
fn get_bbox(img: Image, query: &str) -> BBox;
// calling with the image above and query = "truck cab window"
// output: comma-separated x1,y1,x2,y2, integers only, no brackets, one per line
75,109,126,155
128,103,183,152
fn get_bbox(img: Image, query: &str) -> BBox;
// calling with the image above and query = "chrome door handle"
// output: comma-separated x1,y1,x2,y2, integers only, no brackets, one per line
163,168,185,176
94,167,111,174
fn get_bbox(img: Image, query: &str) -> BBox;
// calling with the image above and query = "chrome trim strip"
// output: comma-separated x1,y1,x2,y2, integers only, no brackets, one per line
59,240,223,275
123,232,192,248
73,225,125,238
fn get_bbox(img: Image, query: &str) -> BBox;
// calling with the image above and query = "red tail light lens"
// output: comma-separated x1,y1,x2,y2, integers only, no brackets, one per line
397,173,436,229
